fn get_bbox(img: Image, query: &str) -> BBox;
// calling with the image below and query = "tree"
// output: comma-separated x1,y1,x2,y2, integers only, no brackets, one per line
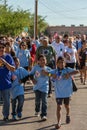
0,0,48,36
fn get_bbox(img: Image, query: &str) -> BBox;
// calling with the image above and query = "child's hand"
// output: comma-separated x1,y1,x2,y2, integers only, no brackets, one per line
63,73,70,79
32,79,37,84
12,75,17,81
41,69,48,76
52,74,57,79
19,80,22,83
0,58,6,66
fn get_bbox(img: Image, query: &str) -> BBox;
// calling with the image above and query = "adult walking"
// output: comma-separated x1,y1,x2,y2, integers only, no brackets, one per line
0,40,15,121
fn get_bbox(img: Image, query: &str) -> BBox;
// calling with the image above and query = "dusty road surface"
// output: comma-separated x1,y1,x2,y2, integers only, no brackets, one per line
0,74,87,130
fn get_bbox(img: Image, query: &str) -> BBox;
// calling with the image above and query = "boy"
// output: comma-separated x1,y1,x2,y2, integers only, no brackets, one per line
51,56,79,129
43,56,79,129
10,57,29,120
29,54,52,121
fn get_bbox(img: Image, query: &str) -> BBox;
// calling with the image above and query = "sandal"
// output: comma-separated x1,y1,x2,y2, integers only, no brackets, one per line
55,124,61,129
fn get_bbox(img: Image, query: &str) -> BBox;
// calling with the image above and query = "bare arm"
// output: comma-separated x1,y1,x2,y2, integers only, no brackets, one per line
0,58,15,71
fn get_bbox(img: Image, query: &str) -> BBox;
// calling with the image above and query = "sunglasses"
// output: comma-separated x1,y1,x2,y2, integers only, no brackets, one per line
21,44,26,46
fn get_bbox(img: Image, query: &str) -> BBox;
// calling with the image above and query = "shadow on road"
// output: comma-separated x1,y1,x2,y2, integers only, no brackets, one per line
0,116,39,126
36,122,66,130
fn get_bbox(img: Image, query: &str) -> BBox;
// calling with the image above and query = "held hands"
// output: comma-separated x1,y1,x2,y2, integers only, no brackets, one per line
62,73,70,79
32,79,37,84
41,69,48,76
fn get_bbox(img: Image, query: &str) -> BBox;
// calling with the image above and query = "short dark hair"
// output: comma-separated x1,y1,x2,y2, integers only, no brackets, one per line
38,54,46,60
13,56,19,62
57,56,64,62
63,34,68,38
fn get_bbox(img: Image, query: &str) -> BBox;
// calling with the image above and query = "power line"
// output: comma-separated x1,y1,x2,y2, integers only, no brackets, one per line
39,0,70,18
39,0,87,19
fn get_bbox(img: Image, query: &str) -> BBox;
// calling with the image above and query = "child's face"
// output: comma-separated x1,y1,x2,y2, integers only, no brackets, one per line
57,59,65,69
38,57,47,67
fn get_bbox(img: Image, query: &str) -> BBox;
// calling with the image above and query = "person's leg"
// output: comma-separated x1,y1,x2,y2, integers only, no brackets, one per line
56,104,62,124
55,98,63,129
48,78,52,97
2,89,10,119
11,98,17,116
83,67,86,85
17,95,24,118
41,92,48,120
35,90,41,113
0,91,3,104
64,97,71,124
56,98,62,124
80,69,83,83
11,98,17,120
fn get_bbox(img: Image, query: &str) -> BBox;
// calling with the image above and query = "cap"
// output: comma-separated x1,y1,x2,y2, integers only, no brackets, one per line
43,36,49,42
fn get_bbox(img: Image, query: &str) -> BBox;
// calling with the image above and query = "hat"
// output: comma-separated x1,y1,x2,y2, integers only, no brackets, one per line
43,36,49,42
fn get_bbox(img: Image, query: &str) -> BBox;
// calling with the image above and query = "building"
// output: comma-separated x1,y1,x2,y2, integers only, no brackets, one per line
47,24,87,36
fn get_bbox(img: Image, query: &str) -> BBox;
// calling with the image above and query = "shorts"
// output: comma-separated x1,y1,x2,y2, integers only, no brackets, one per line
56,97,70,105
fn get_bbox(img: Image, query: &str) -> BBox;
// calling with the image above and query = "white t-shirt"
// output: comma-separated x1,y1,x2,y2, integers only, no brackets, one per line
51,41,65,58
65,46,77,63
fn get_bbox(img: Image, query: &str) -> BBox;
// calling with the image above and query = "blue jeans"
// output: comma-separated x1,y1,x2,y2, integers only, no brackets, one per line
0,89,10,117
35,90,48,117
11,95,24,116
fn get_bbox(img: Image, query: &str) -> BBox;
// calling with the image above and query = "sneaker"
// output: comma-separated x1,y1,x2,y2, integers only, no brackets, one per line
3,116,9,121
17,112,22,118
35,112,40,117
12,115,17,121
41,116,47,121
66,115,70,124
83,81,86,85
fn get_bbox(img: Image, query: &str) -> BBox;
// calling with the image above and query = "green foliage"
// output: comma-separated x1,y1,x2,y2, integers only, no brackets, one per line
0,1,48,36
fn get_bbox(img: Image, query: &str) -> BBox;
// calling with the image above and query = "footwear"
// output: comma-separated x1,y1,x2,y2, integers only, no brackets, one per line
83,81,86,85
35,112,40,117
55,124,61,129
66,115,70,124
3,117,9,121
12,115,17,121
41,116,47,121
17,112,22,118
80,77,83,83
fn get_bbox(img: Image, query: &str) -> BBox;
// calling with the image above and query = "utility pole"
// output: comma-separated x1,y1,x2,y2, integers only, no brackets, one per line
34,0,38,39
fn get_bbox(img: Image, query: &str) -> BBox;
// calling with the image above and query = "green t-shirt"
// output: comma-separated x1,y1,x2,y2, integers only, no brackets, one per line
36,45,56,64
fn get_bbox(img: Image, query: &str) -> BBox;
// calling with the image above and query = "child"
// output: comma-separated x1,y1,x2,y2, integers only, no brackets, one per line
46,56,79,129
29,54,52,121
10,57,29,120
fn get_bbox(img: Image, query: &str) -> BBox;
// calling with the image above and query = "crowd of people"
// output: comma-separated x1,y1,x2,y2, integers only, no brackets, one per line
0,33,87,129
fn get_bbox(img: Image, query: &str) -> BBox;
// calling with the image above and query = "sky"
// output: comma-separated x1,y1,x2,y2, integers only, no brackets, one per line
3,0,87,26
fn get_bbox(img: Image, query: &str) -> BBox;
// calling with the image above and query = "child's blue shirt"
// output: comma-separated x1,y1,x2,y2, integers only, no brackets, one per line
29,65,52,93
50,67,74,98
10,67,29,99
